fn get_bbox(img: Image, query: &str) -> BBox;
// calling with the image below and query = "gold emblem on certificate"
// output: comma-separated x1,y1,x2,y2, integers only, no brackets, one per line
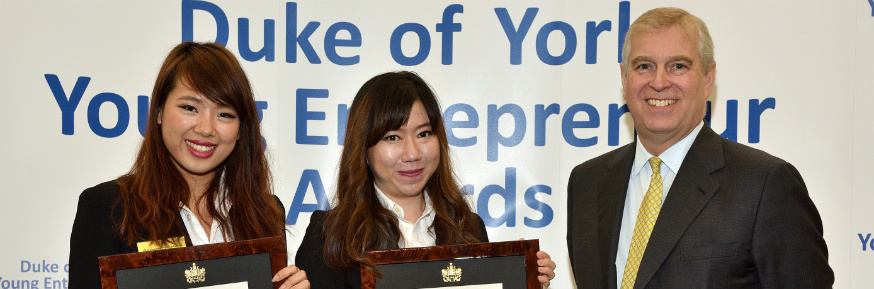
441,263,462,282
185,263,206,284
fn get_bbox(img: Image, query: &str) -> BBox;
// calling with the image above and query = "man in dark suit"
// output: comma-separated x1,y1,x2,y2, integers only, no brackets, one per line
566,7,834,289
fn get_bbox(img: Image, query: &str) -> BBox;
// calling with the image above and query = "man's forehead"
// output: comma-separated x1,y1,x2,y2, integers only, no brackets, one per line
627,28,698,59
637,24,697,42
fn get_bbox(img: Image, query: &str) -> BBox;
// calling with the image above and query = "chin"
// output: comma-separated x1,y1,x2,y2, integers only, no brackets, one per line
402,187,426,196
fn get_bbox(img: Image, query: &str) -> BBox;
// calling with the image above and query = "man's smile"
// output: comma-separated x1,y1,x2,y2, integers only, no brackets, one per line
647,99,676,107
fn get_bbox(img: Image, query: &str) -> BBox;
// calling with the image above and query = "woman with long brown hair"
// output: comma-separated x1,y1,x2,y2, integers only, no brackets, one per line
296,71,555,289
69,42,308,289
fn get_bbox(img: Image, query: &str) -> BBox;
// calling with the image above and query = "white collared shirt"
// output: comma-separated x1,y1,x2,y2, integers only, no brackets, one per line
178,190,302,264
181,205,228,245
374,186,437,248
180,179,233,245
615,121,704,288
180,193,232,245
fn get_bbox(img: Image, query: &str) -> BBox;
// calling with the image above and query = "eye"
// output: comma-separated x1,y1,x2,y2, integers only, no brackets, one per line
218,112,237,119
383,135,399,141
418,130,433,138
671,63,689,70
634,63,653,72
180,105,197,112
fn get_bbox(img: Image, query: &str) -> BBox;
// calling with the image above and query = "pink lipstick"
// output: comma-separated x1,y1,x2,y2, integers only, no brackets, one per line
186,139,217,158
399,169,423,177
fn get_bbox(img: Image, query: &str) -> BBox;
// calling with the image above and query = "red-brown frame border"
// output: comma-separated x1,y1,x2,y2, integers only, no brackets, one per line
361,239,539,289
98,236,286,289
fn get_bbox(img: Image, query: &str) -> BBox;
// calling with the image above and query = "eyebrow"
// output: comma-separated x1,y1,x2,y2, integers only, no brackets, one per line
177,95,203,104
629,56,652,66
668,55,694,65
629,55,695,66
176,96,234,110
397,120,432,131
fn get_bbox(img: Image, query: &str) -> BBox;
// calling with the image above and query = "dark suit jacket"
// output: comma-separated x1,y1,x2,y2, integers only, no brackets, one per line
296,210,489,289
69,180,284,289
566,125,833,289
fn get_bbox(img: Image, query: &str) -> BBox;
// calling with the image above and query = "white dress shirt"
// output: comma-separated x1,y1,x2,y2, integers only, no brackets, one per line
179,193,301,264
180,194,232,245
374,186,437,248
615,121,704,288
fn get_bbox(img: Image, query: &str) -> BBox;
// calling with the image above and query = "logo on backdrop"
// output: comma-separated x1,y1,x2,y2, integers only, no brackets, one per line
0,260,68,289
181,1,631,66
868,0,873,16
46,1,781,228
859,234,874,251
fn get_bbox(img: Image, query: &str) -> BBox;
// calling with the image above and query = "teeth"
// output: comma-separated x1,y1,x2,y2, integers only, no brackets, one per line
186,140,216,153
647,99,676,107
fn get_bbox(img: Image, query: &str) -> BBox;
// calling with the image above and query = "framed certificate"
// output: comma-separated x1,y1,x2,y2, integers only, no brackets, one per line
98,236,286,289
361,239,540,289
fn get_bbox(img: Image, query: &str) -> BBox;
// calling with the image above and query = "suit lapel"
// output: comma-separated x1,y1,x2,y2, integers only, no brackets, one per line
633,126,725,289
598,143,635,289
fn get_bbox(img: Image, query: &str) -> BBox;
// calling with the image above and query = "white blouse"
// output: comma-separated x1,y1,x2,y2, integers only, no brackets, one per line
374,186,437,248
179,196,300,264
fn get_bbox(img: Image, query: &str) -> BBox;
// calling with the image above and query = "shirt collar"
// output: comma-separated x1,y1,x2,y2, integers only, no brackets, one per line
631,121,705,178
374,186,433,222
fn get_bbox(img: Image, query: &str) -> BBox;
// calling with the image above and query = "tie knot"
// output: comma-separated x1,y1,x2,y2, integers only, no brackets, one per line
648,157,662,174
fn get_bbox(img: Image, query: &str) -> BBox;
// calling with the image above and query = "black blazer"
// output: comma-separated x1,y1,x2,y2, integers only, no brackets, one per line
296,210,489,289
68,180,285,289
566,125,834,289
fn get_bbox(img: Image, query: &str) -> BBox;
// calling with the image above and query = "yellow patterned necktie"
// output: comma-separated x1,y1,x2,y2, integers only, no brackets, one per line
620,157,663,289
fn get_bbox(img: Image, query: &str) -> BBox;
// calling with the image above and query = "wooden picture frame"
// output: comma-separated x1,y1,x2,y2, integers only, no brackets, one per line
98,236,286,289
361,239,540,289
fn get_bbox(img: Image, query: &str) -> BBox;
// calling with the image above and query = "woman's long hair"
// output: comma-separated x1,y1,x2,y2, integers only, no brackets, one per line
115,42,283,246
323,71,482,271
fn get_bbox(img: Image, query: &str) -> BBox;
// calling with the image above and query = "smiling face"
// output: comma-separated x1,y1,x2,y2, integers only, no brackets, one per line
158,80,240,185
367,101,440,203
621,25,715,156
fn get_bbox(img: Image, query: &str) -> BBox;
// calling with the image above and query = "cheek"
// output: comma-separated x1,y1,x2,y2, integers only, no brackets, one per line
368,146,395,168
225,124,241,141
422,142,440,163
160,119,176,139
162,115,192,135
622,82,642,101
681,76,704,91
631,80,649,93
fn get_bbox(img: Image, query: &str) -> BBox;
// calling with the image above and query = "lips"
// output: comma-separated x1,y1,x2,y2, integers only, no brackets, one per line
398,169,424,178
186,140,217,158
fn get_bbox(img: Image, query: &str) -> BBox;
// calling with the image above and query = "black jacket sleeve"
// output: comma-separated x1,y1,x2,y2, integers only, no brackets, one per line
295,210,361,289
68,181,130,289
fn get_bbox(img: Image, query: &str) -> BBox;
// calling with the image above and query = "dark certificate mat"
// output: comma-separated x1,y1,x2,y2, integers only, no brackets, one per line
361,239,540,289
98,236,286,289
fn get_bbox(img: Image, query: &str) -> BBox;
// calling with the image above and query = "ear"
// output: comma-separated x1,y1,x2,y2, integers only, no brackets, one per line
703,61,716,98
619,62,629,101
156,109,163,125
619,62,627,83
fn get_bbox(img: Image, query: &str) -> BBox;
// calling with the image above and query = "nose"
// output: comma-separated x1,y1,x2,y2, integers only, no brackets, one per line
193,114,216,137
400,138,423,163
649,67,672,92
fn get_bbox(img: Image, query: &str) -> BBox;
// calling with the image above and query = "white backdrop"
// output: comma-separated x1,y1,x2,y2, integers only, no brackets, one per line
1,0,871,288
